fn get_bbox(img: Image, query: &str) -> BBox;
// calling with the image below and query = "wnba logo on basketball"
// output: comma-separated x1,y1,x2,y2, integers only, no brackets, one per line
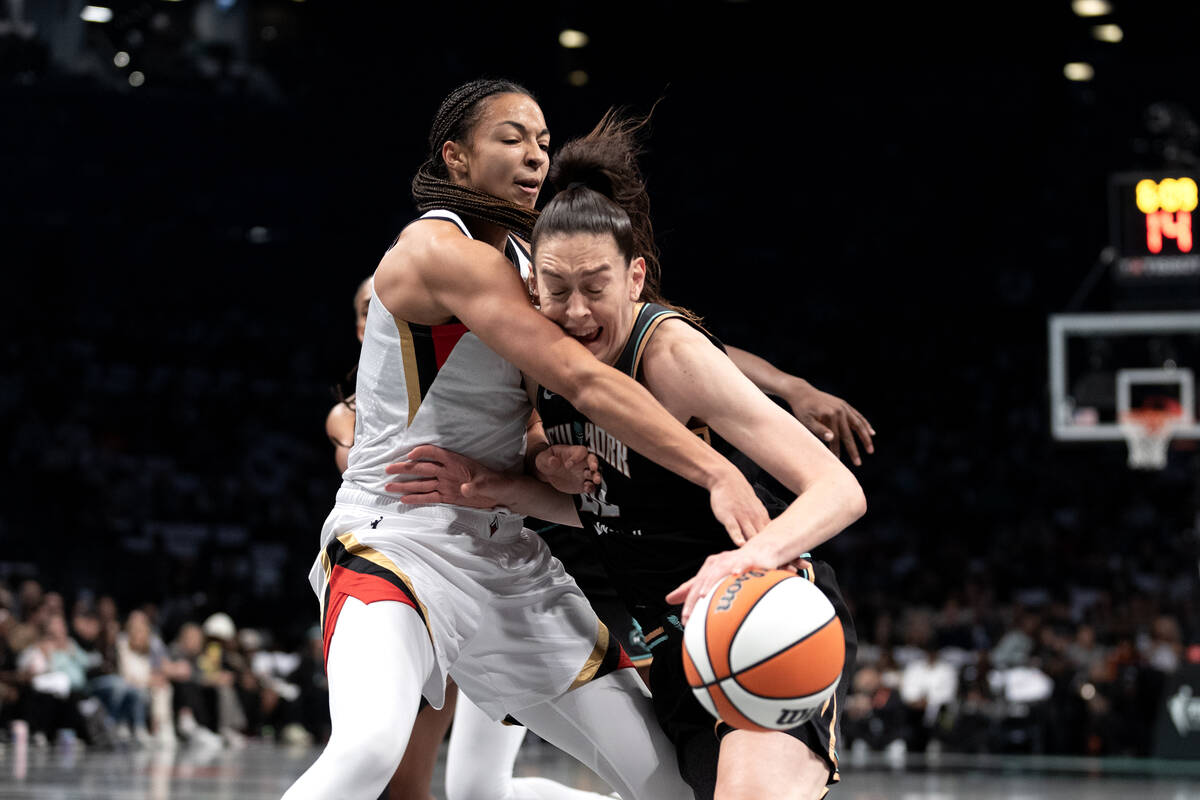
714,570,767,613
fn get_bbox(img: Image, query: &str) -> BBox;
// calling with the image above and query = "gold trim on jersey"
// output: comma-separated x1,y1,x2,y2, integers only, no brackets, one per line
394,320,423,425
335,531,433,643
629,305,679,377
568,620,612,691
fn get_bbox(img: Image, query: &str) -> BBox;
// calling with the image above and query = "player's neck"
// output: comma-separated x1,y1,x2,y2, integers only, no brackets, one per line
465,217,509,251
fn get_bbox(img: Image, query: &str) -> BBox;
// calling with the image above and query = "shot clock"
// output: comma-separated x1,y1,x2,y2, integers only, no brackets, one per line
1109,173,1200,281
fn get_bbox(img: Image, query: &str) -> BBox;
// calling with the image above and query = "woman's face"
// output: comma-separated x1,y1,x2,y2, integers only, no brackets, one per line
45,614,67,643
127,611,150,651
532,233,645,366
180,624,203,655
448,93,549,209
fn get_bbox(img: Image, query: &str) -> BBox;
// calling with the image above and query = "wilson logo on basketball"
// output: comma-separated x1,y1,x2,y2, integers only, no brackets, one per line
714,570,767,613
776,708,811,726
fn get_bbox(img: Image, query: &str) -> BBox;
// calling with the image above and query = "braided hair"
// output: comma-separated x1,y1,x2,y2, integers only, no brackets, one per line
532,107,700,323
411,79,542,240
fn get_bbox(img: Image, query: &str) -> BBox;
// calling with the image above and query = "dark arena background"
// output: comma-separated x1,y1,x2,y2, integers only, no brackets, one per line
1,1,1199,798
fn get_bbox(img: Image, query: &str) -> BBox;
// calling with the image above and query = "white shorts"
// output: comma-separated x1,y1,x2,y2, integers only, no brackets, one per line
308,488,629,720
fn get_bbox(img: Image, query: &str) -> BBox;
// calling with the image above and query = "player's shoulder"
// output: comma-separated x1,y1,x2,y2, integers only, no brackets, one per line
387,220,512,286
643,315,721,363
385,219,480,268
640,316,736,410
325,399,355,436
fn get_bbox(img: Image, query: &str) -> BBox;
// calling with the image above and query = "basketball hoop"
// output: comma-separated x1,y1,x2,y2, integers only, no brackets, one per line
1119,408,1183,470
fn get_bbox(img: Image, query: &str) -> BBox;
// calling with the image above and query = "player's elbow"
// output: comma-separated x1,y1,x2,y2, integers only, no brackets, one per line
842,474,867,524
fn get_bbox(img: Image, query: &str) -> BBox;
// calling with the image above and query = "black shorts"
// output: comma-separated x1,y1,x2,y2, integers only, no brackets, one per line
533,522,653,665
647,560,856,800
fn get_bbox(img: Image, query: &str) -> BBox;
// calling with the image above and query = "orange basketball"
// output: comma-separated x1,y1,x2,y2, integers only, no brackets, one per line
681,568,844,731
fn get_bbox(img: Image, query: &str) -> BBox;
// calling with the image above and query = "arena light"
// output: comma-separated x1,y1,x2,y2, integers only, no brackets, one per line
1064,62,1095,82
1071,0,1112,16
558,29,589,49
567,70,589,87
1093,23,1123,42
80,5,113,22
129,71,145,87
113,51,130,67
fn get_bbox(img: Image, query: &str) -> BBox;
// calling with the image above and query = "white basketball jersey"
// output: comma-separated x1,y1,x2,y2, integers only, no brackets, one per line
340,210,533,503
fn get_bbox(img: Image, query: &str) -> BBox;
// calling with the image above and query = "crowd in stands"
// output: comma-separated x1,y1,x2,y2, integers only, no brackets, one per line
0,578,329,751
835,464,1200,761
841,592,1198,759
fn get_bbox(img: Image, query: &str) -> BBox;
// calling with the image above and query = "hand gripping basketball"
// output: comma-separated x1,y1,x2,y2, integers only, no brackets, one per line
680,569,844,732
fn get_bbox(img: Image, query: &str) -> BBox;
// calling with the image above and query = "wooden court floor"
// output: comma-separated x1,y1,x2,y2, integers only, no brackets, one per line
0,739,1197,799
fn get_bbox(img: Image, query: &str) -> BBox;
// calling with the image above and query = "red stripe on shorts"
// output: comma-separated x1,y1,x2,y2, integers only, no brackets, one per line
323,565,418,668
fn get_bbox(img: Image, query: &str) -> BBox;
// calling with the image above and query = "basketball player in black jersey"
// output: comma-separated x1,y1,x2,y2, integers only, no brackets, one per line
388,112,866,800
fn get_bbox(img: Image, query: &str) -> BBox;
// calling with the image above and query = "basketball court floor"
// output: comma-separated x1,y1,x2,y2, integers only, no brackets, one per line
1,739,1196,800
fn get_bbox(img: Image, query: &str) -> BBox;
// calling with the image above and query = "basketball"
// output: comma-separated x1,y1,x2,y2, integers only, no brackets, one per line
681,568,844,732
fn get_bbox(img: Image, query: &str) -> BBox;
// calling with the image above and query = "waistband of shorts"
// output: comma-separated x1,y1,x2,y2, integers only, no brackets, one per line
334,485,525,540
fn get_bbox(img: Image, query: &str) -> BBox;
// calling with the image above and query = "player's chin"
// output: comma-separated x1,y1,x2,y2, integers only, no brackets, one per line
511,189,538,209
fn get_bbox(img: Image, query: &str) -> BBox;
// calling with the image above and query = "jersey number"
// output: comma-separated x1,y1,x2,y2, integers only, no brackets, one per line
579,477,620,518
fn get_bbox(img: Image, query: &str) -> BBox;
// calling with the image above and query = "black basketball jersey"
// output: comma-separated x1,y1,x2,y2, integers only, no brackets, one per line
535,302,785,639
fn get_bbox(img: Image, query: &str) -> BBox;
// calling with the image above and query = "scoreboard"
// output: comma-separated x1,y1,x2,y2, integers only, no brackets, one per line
1109,173,1200,280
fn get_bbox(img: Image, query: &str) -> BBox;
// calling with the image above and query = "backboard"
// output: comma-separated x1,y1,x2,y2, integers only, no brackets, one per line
1048,312,1200,466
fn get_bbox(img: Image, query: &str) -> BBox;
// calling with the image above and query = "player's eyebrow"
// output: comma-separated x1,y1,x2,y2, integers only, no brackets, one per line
540,264,612,280
497,120,550,139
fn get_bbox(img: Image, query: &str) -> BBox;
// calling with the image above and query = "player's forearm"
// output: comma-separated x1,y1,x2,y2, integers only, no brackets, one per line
741,473,866,566
567,364,739,491
493,473,582,526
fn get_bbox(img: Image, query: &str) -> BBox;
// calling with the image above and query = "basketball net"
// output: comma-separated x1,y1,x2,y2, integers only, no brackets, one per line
1119,409,1183,470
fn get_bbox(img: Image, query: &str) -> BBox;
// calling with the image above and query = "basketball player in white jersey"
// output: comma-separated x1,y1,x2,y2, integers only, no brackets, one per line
282,79,777,800
327,278,624,800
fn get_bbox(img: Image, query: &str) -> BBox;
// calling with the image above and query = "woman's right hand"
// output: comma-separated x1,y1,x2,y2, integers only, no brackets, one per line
707,467,769,547
384,445,503,509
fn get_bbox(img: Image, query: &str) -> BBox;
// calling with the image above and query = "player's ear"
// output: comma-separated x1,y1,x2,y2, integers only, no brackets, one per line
442,139,468,179
628,257,646,301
